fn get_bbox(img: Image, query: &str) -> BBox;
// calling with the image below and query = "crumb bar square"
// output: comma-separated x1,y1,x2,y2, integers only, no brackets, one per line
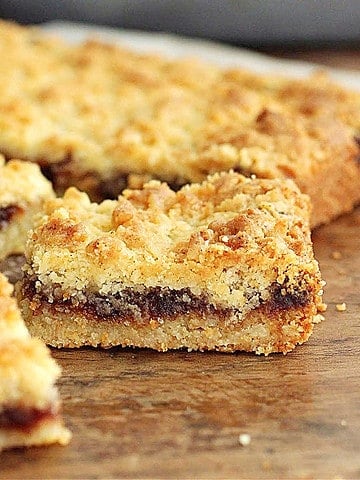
18,172,325,355
0,157,54,262
0,273,70,452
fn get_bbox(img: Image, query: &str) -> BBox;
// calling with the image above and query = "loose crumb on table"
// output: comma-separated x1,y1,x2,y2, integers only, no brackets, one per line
335,303,347,312
238,433,251,447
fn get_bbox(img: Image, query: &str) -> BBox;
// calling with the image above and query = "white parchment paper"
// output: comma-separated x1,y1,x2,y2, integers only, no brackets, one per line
41,21,360,92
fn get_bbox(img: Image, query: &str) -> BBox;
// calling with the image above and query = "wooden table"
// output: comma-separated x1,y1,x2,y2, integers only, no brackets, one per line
1,50,360,479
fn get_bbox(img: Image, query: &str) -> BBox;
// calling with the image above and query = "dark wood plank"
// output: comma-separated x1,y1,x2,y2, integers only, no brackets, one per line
1,50,360,479
1,210,359,480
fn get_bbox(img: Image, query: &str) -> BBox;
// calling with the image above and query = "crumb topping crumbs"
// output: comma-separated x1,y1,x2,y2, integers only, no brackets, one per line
0,157,54,206
0,20,358,197
335,302,347,312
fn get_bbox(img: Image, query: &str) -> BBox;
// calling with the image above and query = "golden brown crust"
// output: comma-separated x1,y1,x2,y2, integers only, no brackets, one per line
0,273,71,451
19,172,325,354
0,21,358,226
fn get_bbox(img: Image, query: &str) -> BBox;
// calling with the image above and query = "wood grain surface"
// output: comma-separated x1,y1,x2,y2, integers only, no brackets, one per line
1,50,360,480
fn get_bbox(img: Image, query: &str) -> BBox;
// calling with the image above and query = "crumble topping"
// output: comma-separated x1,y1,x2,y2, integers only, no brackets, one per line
0,157,54,207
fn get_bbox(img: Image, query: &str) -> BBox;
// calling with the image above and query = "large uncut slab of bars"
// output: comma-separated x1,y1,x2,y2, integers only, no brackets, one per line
0,21,359,227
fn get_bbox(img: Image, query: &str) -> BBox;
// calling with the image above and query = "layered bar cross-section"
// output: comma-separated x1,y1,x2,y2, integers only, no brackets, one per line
18,172,325,354
0,273,71,452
